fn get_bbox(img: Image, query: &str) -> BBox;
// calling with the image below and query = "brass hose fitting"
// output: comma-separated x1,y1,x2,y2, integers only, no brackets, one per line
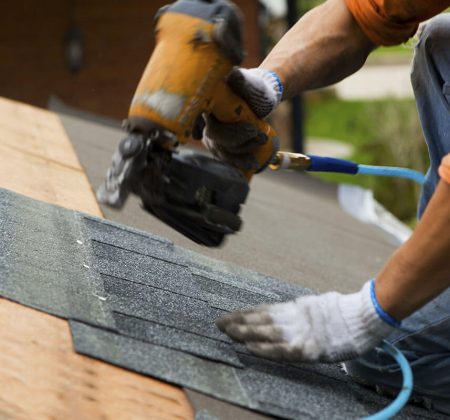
269,151,311,171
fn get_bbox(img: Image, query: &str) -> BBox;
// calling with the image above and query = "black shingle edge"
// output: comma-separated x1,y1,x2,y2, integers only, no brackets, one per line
83,214,174,246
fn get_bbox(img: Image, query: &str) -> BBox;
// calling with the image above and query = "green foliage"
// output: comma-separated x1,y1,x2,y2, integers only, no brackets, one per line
372,44,414,56
296,0,324,14
305,96,429,225
359,100,428,224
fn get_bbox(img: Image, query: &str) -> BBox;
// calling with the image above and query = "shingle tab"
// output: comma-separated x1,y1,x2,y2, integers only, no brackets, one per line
113,312,243,368
102,274,229,342
70,321,254,408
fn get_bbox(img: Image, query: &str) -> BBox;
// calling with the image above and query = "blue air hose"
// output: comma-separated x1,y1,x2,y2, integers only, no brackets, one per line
305,155,426,185
294,154,421,418
362,340,414,420
357,165,425,185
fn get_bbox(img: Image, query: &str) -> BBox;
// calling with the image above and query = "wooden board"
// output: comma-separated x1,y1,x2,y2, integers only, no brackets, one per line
0,298,193,420
0,97,194,419
0,97,101,215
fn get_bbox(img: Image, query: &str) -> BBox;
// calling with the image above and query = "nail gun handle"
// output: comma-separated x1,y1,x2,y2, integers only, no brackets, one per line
212,82,279,181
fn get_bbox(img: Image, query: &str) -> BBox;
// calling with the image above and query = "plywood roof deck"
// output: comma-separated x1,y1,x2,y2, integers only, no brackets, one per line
0,96,193,420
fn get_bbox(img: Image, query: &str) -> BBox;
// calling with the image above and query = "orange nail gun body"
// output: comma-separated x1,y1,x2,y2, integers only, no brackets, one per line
98,0,278,246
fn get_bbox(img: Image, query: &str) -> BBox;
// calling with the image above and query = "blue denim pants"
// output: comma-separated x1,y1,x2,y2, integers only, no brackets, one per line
346,14,450,415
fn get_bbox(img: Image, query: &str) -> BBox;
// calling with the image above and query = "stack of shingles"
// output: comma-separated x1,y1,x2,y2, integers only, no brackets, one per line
0,187,442,420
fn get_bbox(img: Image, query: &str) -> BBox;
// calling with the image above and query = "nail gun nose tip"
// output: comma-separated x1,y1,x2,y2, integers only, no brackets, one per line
119,135,143,158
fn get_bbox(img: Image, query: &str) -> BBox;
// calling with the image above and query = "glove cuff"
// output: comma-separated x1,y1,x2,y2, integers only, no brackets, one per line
340,280,397,354
234,68,284,117
254,68,284,106
258,68,284,104
369,279,401,328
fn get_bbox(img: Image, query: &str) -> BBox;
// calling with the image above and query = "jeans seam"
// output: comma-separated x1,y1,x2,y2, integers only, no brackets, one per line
390,313,450,345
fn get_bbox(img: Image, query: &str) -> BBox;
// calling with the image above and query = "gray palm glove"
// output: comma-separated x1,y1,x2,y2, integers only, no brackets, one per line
202,67,283,171
216,280,397,363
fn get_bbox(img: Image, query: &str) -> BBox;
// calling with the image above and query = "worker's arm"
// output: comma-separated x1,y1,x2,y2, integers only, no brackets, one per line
203,0,374,167
213,0,450,361
216,176,450,362
377,179,450,320
260,0,450,96
260,0,375,98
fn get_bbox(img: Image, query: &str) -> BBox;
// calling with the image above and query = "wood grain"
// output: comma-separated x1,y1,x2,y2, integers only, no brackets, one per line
0,97,101,215
0,298,193,420
0,97,194,419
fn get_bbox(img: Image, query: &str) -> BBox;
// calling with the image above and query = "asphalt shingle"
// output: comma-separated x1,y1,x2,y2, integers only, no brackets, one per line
0,187,443,419
70,321,254,408
113,312,243,368
0,189,113,328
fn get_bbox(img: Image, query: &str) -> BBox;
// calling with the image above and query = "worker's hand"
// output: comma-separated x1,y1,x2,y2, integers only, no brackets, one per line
216,280,397,363
202,67,283,171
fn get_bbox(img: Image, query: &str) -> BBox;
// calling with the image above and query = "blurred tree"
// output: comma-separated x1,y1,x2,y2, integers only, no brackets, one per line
363,100,428,225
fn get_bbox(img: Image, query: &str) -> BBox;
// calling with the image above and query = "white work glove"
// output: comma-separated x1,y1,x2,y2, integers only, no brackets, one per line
225,67,284,119
216,280,398,363
202,67,283,171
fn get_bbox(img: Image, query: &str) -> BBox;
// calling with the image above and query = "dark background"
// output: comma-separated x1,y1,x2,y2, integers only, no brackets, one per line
0,0,264,120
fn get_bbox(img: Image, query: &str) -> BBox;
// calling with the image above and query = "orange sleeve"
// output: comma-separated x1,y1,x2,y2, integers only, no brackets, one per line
439,154,450,184
345,0,450,46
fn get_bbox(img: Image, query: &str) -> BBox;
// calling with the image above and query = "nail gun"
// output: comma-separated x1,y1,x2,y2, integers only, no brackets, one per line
97,0,279,247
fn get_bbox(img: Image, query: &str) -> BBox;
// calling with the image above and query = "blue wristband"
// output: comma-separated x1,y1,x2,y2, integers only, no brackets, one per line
370,279,401,328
